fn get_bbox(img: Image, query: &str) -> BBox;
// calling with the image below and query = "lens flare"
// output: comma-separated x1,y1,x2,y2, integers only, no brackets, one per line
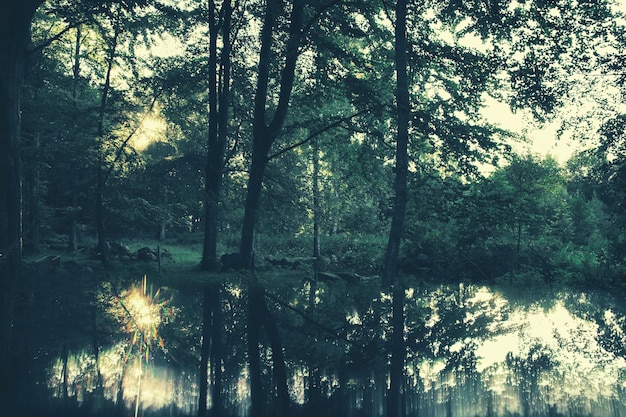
118,275,167,417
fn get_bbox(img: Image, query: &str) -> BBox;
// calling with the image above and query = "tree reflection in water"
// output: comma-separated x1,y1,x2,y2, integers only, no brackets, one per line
38,281,626,417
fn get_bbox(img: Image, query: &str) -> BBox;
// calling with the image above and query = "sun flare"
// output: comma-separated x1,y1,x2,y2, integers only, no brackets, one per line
131,112,167,152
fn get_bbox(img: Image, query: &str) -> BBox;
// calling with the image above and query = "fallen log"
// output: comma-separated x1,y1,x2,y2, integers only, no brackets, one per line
317,272,341,282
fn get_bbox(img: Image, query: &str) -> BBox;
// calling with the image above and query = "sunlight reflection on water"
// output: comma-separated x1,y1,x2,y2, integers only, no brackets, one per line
44,282,626,416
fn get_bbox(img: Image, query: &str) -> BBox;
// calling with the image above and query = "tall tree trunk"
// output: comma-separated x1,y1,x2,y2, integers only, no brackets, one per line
240,3,310,416
202,0,221,271
307,198,320,415
383,0,410,288
198,283,225,417
68,25,81,252
202,0,233,271
0,1,42,410
61,343,69,406
308,117,322,416
68,192,79,252
210,282,224,417
27,131,41,254
384,1,410,416
95,165,108,260
261,300,290,417
247,284,265,417
239,0,304,270
91,291,104,402
389,286,406,417
240,149,270,270
516,220,522,271
72,25,81,101
95,23,119,263
312,136,321,263
198,286,212,417
247,284,290,417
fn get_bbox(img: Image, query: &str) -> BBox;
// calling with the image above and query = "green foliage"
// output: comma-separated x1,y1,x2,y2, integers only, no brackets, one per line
394,151,626,293
321,233,387,274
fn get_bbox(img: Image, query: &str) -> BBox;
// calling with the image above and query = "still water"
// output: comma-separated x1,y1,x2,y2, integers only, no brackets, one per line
11,272,626,417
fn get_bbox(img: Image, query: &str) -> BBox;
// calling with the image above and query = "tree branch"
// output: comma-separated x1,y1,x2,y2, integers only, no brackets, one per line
103,90,162,184
301,0,341,43
28,22,81,55
263,290,361,348
268,107,372,160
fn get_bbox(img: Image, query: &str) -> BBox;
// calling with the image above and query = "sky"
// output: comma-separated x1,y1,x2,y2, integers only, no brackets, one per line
482,98,579,164
479,0,626,165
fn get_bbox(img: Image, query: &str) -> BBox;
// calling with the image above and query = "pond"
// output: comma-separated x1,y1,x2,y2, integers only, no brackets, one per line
9,267,626,417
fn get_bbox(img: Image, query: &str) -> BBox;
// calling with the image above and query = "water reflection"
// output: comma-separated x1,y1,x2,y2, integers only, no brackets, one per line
37,280,626,417
48,345,197,411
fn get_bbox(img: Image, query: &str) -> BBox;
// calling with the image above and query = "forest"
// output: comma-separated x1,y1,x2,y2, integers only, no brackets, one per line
3,0,626,416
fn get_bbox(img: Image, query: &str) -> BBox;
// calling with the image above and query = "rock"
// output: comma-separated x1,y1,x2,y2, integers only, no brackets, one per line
221,252,245,271
137,247,157,261
109,241,132,257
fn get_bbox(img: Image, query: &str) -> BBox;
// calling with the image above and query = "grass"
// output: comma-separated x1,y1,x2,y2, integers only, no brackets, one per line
122,238,202,264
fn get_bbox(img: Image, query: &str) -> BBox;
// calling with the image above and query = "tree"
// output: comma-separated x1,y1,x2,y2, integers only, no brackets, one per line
384,1,410,416
91,1,162,261
0,0,46,401
198,282,224,417
0,0,45,409
239,0,306,269
201,0,234,271
490,155,569,275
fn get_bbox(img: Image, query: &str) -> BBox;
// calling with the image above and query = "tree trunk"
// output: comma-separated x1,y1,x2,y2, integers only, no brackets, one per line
307,236,320,417
91,292,104,402
516,220,522,271
95,23,119,263
202,0,222,271
68,25,81,253
308,135,321,415
384,1,410,416
27,130,41,254
61,343,69,405
247,283,290,417
383,0,410,288
312,136,321,262
198,286,212,417
202,158,220,270
388,286,406,417
116,367,126,417
210,282,224,417
199,283,225,417
239,0,305,270
0,1,42,410
159,222,166,241
95,166,108,260
262,300,290,417
68,192,79,252
240,150,270,270
247,284,265,417
202,0,233,272
72,25,81,100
